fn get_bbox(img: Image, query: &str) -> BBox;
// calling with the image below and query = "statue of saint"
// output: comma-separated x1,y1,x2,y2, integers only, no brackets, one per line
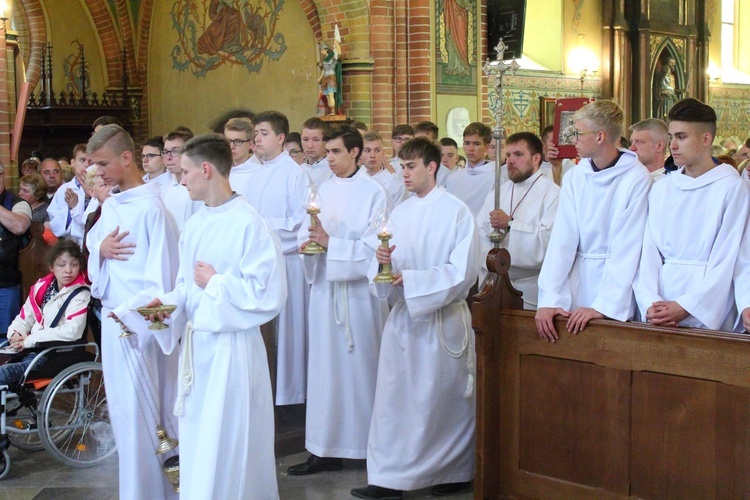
317,27,343,116
653,57,682,120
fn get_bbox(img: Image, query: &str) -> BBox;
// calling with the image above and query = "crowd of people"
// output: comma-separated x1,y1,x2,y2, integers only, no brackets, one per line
0,96,749,499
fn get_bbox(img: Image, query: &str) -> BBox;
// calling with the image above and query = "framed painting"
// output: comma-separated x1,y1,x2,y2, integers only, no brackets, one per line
552,97,596,158
539,96,556,133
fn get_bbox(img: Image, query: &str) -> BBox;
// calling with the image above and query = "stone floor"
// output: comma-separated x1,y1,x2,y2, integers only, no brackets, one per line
0,448,474,499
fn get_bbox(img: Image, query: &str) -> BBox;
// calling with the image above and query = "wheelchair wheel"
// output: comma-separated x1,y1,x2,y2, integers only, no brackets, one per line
6,403,44,451
0,448,10,480
38,362,116,468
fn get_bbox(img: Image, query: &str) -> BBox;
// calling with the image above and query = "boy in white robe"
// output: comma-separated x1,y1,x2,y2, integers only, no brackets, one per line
85,124,180,499
388,124,414,177
301,117,334,188
143,134,286,499
48,144,92,246
477,132,560,309
635,98,749,330
351,137,480,499
161,128,202,232
536,100,652,342
445,122,497,217
250,110,310,406
362,130,403,207
224,117,265,200
288,126,389,475
438,137,460,188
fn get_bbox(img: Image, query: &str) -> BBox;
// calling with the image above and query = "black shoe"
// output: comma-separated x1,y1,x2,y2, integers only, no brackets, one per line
351,484,403,499
287,454,344,475
430,481,471,496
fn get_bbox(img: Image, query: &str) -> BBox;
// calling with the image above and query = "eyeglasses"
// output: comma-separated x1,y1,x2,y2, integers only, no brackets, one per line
161,148,182,158
141,153,162,161
288,149,302,156
574,130,598,140
393,136,412,144
229,139,253,148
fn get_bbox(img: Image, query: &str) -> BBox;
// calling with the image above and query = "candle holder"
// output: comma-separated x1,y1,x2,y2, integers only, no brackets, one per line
301,184,327,255
372,207,395,283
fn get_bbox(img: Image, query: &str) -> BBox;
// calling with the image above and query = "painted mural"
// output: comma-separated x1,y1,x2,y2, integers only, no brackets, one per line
436,0,477,94
63,40,91,100
709,85,750,141
170,0,287,77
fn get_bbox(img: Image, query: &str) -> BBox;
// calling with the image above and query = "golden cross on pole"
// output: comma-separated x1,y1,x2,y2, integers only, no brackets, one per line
482,39,520,247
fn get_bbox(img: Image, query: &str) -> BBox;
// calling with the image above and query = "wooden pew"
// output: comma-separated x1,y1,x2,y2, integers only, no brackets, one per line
473,248,750,499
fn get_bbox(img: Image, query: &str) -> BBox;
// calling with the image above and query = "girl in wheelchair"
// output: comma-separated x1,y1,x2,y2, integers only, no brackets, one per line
1,239,90,387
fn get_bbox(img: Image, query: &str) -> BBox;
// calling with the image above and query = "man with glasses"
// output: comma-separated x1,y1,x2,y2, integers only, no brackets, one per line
536,99,651,342
0,162,32,337
224,117,264,200
389,124,414,176
141,136,171,190
162,127,202,232
301,117,333,189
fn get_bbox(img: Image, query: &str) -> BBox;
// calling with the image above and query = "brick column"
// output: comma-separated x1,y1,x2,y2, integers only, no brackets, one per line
406,0,432,123
370,0,395,134
0,24,10,173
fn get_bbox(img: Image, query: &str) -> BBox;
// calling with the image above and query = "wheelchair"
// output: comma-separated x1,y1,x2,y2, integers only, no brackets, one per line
0,339,116,479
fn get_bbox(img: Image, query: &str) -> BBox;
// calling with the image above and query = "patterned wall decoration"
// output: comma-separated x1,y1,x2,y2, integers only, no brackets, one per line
709,85,750,141
63,40,91,100
571,0,584,33
170,0,287,77
488,72,601,135
436,0,477,94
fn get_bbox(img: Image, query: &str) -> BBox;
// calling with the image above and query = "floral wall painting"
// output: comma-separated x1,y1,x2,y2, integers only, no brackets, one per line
437,0,477,94
170,0,287,77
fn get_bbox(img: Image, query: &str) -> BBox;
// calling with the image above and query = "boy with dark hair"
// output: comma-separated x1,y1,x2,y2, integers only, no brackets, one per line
161,127,202,232
438,137,459,187
301,117,333,188
351,136,479,499
143,134,286,497
413,121,439,142
289,124,389,476
142,136,170,188
445,122,496,216
86,124,180,499
635,98,749,330
248,110,310,407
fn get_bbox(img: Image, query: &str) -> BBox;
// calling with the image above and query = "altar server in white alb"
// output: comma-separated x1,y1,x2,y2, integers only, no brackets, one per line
48,144,97,246
224,117,265,199
143,134,286,499
535,100,652,342
161,128,203,232
288,126,389,476
85,124,180,499
301,117,334,189
249,110,310,406
445,122,497,217
351,137,480,500
634,98,749,331
361,130,403,207
477,132,560,309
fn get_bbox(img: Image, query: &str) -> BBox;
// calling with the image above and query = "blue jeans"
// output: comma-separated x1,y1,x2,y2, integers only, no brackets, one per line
0,285,21,337
0,353,47,387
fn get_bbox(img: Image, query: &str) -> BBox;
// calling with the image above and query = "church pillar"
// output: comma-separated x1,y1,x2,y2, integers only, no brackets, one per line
602,0,633,127
405,0,432,123
393,0,409,125
694,0,709,103
370,0,397,135
0,17,10,169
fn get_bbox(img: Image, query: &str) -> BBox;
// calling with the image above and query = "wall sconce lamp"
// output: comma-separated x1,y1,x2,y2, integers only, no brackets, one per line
568,34,599,91
0,0,9,31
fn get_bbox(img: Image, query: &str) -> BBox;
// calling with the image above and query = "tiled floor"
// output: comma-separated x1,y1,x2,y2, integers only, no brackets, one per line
0,449,473,499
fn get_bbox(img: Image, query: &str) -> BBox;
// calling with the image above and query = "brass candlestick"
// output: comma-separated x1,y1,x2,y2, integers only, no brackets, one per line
373,232,394,283
155,425,178,455
301,206,326,255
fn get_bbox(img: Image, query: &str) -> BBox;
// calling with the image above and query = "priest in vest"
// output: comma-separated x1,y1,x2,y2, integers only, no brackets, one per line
476,132,560,309
535,100,652,341
634,98,749,330
351,137,480,500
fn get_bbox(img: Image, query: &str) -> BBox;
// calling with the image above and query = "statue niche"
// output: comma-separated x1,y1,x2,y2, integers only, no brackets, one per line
652,49,685,120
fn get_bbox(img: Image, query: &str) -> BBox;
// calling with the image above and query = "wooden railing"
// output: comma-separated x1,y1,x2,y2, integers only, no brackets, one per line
472,248,750,499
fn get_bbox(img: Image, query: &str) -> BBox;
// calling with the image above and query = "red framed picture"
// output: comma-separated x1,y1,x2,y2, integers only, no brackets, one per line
552,97,596,158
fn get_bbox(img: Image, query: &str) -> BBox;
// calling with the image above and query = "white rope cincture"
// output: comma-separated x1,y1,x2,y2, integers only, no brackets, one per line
437,303,474,398
173,321,194,417
333,281,354,351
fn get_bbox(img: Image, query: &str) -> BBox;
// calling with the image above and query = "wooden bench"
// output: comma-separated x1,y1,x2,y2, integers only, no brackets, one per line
472,248,750,499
